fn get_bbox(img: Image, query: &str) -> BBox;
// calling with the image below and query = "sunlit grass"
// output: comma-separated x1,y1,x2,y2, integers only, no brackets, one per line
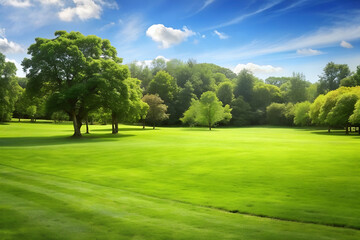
1,121,359,239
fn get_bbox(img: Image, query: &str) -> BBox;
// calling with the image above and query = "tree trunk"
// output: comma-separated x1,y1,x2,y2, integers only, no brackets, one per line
209,123,212,131
18,117,20,122
153,121,155,129
85,116,89,134
72,111,82,137
142,118,145,129
112,112,118,134
328,127,330,133
358,126,360,135
346,124,349,135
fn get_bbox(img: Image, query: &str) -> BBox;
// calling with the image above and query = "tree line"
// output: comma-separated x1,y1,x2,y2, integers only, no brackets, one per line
1,31,359,136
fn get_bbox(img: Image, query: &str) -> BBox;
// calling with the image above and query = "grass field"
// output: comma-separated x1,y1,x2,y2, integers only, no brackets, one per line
1,121,360,239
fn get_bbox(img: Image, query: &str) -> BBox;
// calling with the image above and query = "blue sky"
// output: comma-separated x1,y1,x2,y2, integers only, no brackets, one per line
0,0,359,82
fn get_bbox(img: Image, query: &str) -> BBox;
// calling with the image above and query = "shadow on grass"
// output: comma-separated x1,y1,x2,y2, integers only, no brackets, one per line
91,127,151,132
0,133,134,147
310,130,360,138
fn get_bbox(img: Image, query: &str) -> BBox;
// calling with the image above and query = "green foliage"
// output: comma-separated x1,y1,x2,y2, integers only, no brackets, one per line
281,73,308,103
234,69,254,102
230,96,252,126
340,76,357,87
0,53,22,122
22,31,128,136
216,82,234,106
148,70,177,103
326,93,358,127
142,94,169,128
266,103,294,125
265,76,291,87
252,83,282,110
318,62,351,94
349,99,360,125
293,101,311,126
181,91,231,130
51,111,69,123
309,94,325,125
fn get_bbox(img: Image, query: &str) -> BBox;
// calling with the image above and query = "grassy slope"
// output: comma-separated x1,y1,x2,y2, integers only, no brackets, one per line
0,121,360,239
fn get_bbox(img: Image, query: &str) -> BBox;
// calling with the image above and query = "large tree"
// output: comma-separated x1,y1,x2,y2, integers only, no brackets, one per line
181,91,232,130
22,31,126,136
326,93,358,134
0,53,22,122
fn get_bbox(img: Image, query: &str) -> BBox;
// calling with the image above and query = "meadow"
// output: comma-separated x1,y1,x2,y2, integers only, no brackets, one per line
0,121,360,239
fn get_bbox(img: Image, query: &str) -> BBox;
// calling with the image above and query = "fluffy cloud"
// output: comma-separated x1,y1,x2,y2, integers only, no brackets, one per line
214,30,228,39
233,63,282,74
58,0,102,21
146,24,195,48
296,48,323,56
340,40,353,48
0,37,24,53
0,0,32,7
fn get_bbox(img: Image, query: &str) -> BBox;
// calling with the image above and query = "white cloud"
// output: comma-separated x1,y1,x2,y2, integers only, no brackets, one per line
233,63,282,74
296,48,323,56
146,24,195,48
0,0,32,7
58,0,102,21
0,37,24,53
36,0,63,5
202,34,206,38
214,30,228,39
340,40,353,48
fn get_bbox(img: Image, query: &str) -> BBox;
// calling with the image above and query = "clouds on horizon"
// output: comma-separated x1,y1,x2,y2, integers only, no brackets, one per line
233,62,282,74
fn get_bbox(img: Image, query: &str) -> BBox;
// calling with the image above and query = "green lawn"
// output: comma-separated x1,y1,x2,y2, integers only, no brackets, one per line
1,121,360,239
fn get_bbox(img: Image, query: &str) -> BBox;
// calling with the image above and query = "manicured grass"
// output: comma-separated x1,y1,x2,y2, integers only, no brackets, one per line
1,121,360,239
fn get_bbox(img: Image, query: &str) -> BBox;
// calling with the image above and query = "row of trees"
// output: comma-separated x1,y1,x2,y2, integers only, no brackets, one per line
1,30,359,135
266,86,360,134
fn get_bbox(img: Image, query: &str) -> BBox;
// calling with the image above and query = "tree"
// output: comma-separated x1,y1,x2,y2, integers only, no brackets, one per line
121,78,149,125
309,94,326,125
281,73,307,103
234,69,254,102
293,101,311,126
349,99,360,134
266,103,293,126
147,70,177,104
230,96,252,126
23,31,126,137
142,94,169,129
252,83,282,110
0,53,22,122
318,62,351,94
326,93,358,134
181,91,232,130
216,82,234,105
96,60,130,134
